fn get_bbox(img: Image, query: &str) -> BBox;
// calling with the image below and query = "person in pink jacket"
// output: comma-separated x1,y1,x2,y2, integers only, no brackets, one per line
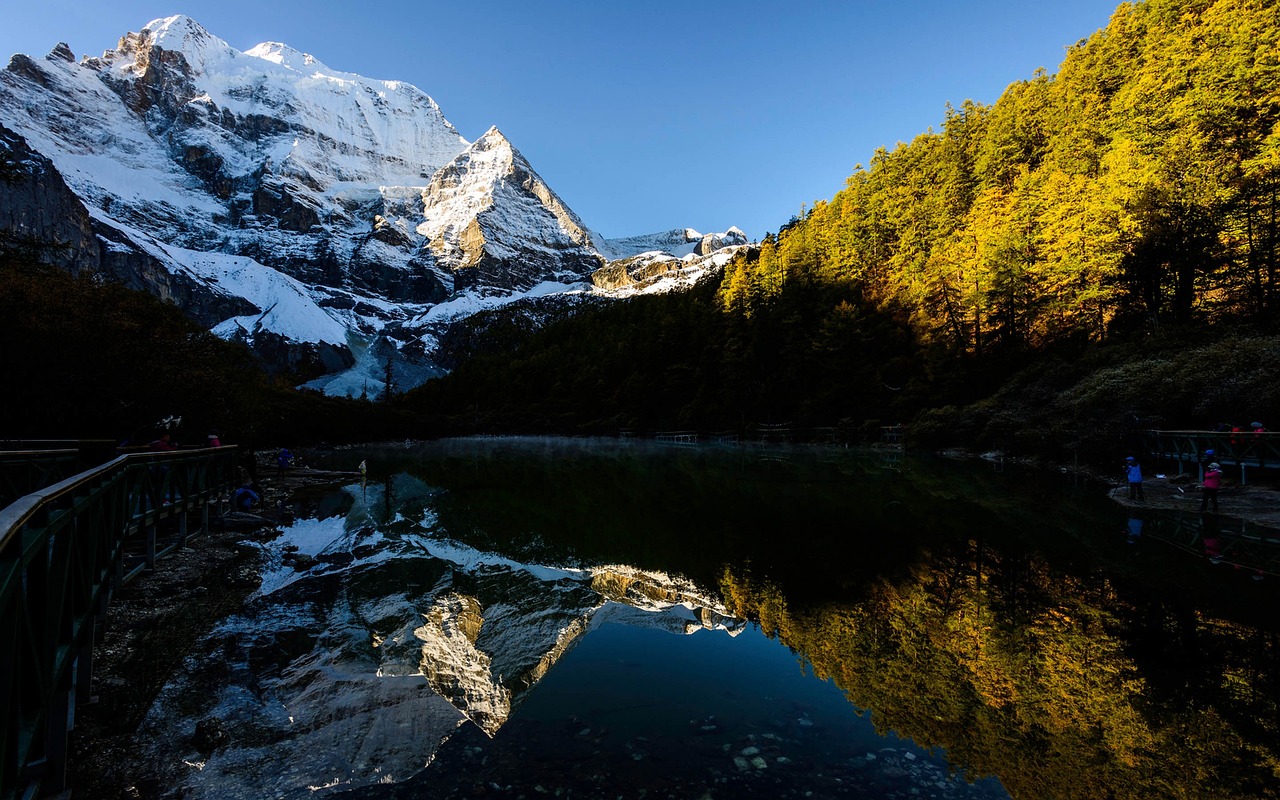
1200,462,1223,512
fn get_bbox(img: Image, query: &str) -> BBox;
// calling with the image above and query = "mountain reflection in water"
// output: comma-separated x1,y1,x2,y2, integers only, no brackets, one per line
138,438,1279,799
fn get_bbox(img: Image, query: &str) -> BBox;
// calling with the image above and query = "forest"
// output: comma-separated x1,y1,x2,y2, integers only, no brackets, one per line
407,0,1280,462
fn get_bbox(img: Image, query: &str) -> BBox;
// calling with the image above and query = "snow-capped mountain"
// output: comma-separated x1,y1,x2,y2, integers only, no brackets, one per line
596,225,748,262
0,16,750,394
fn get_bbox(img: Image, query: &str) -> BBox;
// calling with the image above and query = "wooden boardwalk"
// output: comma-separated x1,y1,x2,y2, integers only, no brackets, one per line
0,443,238,799
1141,429,1280,484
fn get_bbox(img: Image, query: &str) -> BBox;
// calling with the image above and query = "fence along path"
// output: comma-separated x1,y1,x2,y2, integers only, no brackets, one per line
0,445,238,800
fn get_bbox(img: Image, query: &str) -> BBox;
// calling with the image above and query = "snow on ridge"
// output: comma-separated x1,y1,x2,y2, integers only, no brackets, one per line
86,210,349,347
597,229,701,261
416,126,596,270
244,41,330,74
193,254,349,346
414,280,589,325
100,16,469,185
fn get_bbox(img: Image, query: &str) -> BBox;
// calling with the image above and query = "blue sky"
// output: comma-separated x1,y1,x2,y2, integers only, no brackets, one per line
1,1,1121,240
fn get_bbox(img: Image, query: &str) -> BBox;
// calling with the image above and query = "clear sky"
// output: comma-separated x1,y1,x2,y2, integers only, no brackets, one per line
0,0,1122,240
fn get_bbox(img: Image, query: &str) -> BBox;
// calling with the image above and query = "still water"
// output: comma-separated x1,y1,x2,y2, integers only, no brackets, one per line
140,438,1280,799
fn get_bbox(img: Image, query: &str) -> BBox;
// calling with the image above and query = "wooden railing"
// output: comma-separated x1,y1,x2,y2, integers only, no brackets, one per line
0,446,238,800
0,442,119,510
1142,430,1280,483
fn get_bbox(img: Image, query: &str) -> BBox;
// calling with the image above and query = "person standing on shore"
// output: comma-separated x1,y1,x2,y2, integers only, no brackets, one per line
1124,456,1145,501
1200,462,1223,512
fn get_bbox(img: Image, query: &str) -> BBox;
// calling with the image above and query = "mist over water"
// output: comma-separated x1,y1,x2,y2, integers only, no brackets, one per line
144,438,1279,799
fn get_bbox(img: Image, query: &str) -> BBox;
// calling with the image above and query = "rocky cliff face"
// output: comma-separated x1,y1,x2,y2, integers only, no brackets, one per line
0,122,99,273
0,122,257,327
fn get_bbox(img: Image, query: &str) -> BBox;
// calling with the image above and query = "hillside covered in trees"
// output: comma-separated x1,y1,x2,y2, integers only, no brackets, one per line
412,0,1280,459
724,0,1278,346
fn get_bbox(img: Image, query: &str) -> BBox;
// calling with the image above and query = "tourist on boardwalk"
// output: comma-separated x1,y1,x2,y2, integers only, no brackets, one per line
206,431,222,448
149,431,178,451
1124,456,1145,501
1200,462,1223,512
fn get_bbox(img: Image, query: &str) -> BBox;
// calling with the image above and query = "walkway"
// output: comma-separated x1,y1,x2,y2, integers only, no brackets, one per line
0,443,238,800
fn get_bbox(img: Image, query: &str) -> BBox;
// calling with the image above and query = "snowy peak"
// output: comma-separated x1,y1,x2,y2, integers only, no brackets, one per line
107,15,239,77
0,14,743,396
596,225,747,261
243,41,329,73
417,125,601,290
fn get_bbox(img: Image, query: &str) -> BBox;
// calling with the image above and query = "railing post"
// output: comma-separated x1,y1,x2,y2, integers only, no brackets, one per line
41,666,73,795
145,520,157,571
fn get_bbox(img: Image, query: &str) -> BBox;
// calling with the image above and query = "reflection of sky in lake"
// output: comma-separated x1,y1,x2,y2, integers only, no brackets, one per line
474,620,1010,800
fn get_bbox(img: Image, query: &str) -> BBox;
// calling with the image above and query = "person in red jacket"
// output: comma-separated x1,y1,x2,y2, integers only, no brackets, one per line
149,431,178,451
1200,462,1223,512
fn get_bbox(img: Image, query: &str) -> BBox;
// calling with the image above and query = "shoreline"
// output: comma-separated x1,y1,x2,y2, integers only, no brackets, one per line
64,467,358,799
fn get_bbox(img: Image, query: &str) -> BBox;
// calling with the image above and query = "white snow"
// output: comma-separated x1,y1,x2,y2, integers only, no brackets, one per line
413,281,588,325
194,258,349,345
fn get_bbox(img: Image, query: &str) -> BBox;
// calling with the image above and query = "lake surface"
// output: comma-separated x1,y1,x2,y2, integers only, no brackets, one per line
139,438,1280,799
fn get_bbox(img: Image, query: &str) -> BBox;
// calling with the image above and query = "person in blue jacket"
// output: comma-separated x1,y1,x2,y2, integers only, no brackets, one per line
1124,456,1145,501
234,481,260,512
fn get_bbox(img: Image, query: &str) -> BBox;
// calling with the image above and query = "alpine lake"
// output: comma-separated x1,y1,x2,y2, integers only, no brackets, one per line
135,437,1280,799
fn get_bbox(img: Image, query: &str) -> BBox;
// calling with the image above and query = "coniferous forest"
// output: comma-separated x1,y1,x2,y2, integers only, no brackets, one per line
408,0,1280,463
4,0,1279,464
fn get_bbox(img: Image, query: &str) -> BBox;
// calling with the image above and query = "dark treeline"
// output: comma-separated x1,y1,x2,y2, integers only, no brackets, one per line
410,278,922,435
0,242,415,448
411,0,1280,459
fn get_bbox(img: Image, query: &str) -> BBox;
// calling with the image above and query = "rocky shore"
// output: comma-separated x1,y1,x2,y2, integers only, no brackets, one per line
64,467,358,799
1108,476,1280,530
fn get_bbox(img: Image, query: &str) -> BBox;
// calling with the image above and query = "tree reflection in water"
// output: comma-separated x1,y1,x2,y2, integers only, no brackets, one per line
290,437,1280,799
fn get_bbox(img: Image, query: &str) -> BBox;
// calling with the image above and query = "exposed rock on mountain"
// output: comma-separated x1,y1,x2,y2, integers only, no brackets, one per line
0,122,257,327
0,122,100,274
418,127,603,291
695,226,748,255
590,244,748,294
